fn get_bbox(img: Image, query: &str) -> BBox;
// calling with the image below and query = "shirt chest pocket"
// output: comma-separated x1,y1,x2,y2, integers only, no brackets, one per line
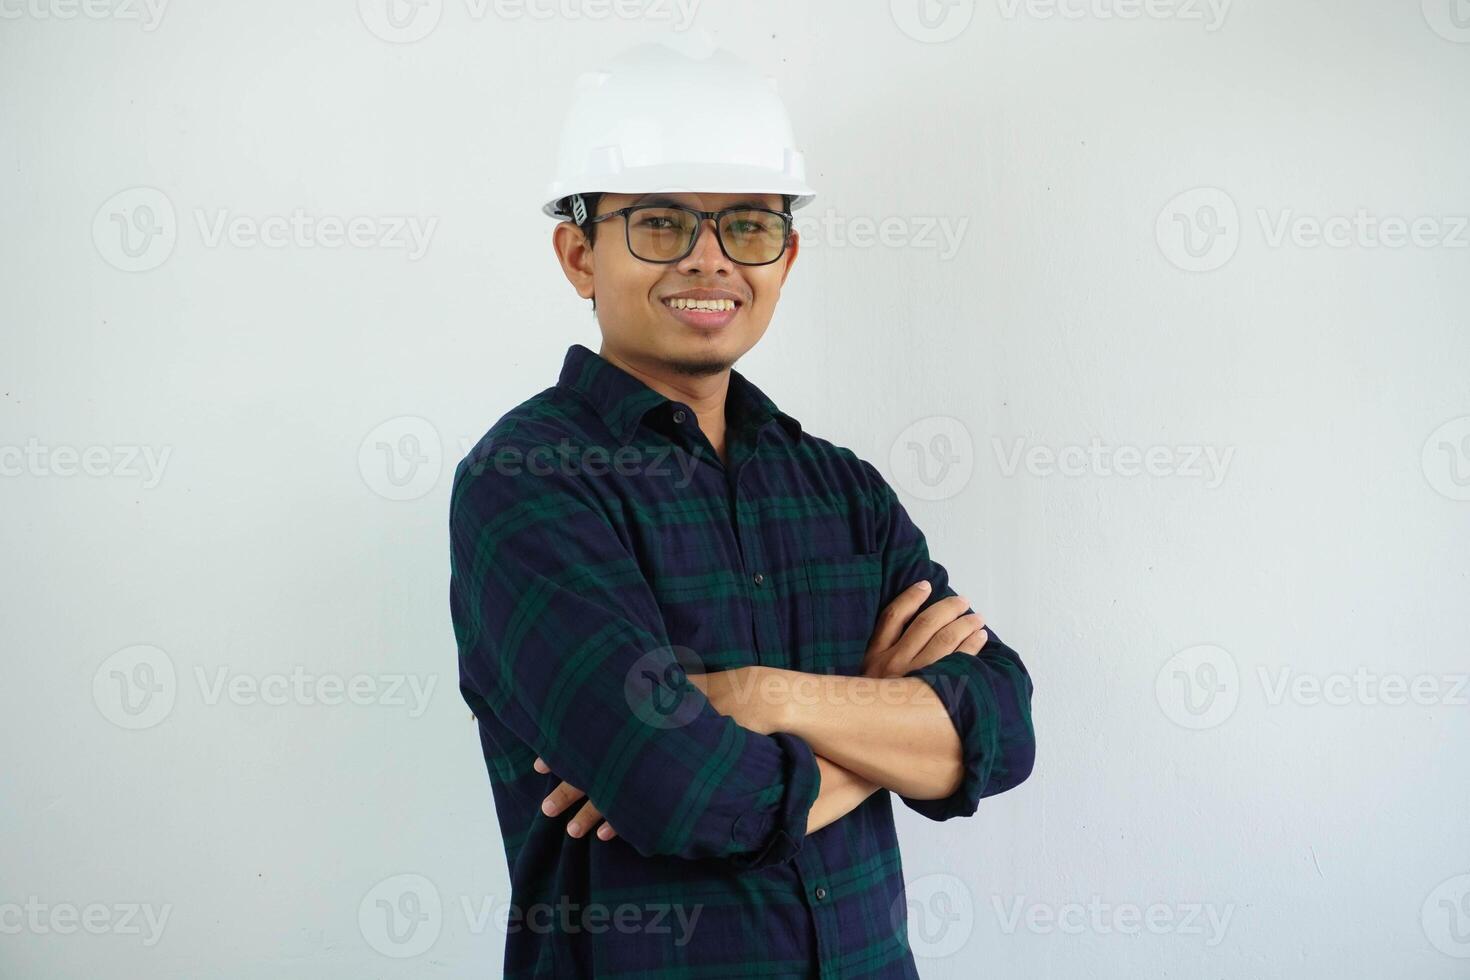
792,550,884,675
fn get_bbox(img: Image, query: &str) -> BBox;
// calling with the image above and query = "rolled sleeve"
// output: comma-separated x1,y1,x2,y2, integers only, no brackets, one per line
857,459,1037,821
449,442,821,867
729,730,822,869
902,626,1035,820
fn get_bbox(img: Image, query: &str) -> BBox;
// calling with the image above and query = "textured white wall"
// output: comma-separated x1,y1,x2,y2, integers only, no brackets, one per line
4,2,1468,977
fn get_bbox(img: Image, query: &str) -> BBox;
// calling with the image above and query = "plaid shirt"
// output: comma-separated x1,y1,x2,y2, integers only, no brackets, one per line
449,343,1035,978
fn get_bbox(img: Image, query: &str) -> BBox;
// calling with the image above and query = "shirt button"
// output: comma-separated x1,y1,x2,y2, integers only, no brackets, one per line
752,572,764,586
814,886,827,901
672,409,687,423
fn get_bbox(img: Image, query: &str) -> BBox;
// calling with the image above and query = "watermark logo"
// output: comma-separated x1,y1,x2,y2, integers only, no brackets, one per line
1158,646,1467,729
1422,416,1470,501
890,416,975,502
894,873,975,959
93,189,438,271
1160,188,1469,271
891,0,976,42
1423,873,1470,957
1156,187,1240,272
624,646,705,730
92,645,439,728
357,0,442,42
359,873,708,954
360,874,442,958
93,644,177,730
93,187,177,272
1155,643,1239,729
1422,0,1470,42
360,416,443,501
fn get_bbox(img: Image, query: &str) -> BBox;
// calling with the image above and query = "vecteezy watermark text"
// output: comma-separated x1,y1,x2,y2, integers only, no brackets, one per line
193,209,437,260
0,898,171,946
992,436,1235,488
358,873,705,958
992,895,1235,946
0,439,171,488
93,187,439,272
0,0,168,29
995,0,1231,31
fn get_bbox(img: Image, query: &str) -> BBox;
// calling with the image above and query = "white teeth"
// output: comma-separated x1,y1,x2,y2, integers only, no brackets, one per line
665,298,735,311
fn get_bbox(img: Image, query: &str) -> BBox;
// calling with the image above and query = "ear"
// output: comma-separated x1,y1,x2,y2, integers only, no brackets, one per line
776,227,800,288
553,220,596,301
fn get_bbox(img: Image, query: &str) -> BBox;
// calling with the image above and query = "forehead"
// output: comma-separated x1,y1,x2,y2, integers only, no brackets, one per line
599,190,784,211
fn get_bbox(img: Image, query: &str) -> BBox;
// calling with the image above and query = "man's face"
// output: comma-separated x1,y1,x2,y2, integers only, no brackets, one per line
556,190,799,378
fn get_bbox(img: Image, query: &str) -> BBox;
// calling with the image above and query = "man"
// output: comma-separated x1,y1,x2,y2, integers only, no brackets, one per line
448,41,1035,979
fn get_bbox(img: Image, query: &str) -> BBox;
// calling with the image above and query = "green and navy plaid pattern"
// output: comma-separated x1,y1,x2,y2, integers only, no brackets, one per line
449,343,1035,978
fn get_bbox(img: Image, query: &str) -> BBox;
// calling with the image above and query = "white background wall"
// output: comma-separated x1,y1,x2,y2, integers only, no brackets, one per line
4,2,1468,977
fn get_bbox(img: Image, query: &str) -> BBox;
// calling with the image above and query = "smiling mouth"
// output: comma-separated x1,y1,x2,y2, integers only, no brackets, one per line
660,295,742,330
661,297,740,311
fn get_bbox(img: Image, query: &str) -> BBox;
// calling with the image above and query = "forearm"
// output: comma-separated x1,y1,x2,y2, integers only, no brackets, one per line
806,755,882,833
766,668,963,800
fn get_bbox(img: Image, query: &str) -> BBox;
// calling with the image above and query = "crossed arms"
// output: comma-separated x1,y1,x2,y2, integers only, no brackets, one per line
541,586,1000,840
449,448,1035,870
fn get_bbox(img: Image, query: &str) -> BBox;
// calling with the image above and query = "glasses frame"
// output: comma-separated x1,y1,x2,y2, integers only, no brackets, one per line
587,203,795,267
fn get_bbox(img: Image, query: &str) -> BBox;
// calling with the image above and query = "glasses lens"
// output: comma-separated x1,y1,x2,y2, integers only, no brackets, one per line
627,207,698,261
720,209,788,264
624,206,789,264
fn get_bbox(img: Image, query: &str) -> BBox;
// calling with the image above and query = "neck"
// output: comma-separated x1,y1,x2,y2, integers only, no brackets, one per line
598,344,732,456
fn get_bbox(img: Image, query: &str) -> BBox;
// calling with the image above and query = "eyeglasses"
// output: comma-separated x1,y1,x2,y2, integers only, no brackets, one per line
587,204,793,266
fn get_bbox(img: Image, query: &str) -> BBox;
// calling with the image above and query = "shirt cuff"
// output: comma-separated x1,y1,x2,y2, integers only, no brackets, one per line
899,652,995,821
728,731,822,869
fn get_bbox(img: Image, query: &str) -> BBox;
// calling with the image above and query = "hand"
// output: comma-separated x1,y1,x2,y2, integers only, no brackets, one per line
860,582,988,679
533,756,619,842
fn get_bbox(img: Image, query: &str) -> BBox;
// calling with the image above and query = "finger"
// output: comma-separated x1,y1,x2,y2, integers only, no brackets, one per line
885,596,973,673
898,612,984,675
919,613,985,663
951,612,986,650
566,799,604,838
954,626,990,655
596,821,619,841
533,757,549,774
540,780,586,818
867,581,941,654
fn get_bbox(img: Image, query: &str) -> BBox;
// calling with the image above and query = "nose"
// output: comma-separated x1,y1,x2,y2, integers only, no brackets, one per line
674,217,733,275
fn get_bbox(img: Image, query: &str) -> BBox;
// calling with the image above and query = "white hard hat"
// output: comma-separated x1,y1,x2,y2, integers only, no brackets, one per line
541,38,816,220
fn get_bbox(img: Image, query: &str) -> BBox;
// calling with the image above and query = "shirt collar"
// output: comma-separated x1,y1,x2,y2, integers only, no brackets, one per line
556,343,804,447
